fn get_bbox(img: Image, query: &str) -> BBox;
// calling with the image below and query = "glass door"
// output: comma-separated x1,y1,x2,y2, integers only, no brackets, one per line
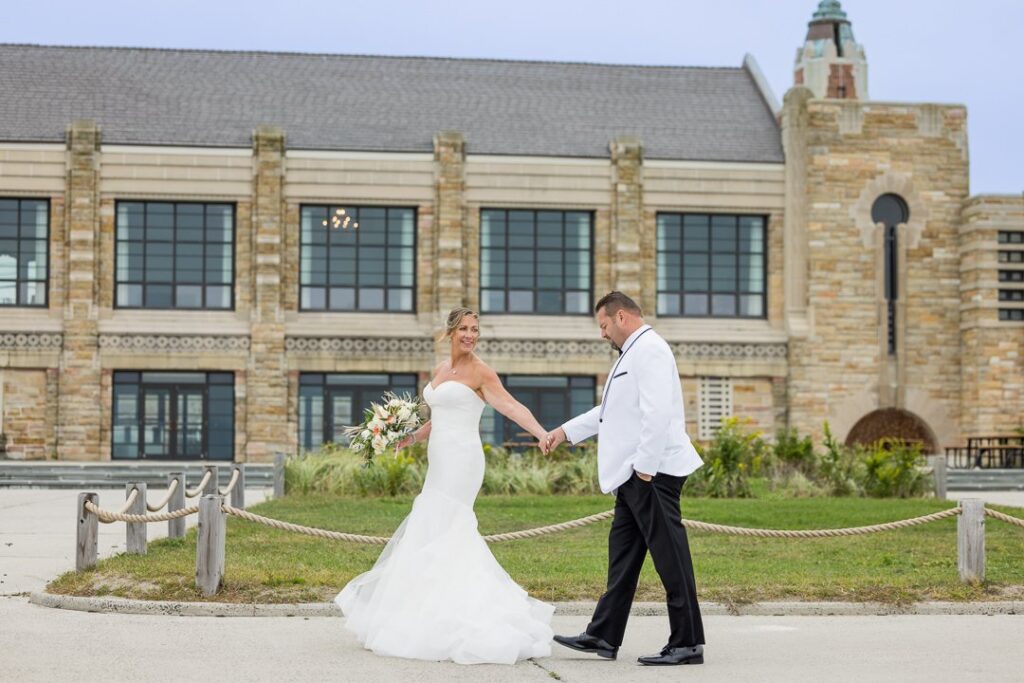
142,387,172,458
176,387,206,459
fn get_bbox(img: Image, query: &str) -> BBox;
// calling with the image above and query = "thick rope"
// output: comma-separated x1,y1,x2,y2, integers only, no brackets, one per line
678,507,961,538
222,505,389,545
146,478,180,512
84,499,198,524
220,505,963,543
218,468,241,497
985,508,1024,529
117,487,140,514
185,471,212,499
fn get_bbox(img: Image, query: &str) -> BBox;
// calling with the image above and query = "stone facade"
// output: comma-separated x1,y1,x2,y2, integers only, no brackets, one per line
960,196,1024,435
784,94,971,448
1,7,1020,461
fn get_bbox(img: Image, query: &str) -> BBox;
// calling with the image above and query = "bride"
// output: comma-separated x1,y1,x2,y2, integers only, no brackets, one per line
335,307,555,665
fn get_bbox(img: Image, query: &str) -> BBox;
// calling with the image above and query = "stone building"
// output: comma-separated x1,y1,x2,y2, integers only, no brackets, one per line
0,1,1020,463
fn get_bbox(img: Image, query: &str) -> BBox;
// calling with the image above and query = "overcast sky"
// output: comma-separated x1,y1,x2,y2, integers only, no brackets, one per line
3,0,1021,194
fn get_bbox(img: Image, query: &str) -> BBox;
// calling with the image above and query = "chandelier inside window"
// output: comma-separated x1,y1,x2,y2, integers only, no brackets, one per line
322,208,359,230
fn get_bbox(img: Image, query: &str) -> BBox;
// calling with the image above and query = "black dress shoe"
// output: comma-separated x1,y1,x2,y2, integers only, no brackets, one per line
637,644,704,666
553,632,618,659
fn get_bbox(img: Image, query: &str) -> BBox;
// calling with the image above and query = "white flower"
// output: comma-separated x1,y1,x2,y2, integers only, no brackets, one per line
387,398,402,409
368,419,385,434
373,404,389,421
361,429,371,440
371,434,388,453
397,406,412,422
351,441,364,452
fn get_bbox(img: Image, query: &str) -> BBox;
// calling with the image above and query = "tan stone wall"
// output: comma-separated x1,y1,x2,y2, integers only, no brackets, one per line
785,96,969,447
0,369,50,459
5,136,802,460
960,196,1024,435
57,121,103,461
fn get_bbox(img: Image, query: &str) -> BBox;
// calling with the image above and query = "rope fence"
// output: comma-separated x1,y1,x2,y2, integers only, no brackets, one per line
73,464,1024,596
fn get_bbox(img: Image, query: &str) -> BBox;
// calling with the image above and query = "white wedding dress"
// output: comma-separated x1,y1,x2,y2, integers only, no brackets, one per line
335,380,554,664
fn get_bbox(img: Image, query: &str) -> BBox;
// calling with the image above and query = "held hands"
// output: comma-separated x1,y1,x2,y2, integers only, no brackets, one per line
539,427,567,455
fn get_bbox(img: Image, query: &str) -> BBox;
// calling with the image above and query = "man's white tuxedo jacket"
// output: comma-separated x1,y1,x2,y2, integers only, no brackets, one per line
562,324,703,493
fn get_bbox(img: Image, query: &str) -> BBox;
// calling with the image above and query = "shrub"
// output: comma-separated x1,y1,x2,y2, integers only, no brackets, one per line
861,438,928,498
772,427,817,477
818,421,865,497
284,440,601,497
690,418,766,498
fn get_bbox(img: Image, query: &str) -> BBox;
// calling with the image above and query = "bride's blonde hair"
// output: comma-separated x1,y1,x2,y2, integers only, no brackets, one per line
440,307,479,341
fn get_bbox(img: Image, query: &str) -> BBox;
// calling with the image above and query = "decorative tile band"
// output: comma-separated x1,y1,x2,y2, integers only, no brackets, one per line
672,342,788,360
0,333,63,349
285,337,435,354
98,335,251,352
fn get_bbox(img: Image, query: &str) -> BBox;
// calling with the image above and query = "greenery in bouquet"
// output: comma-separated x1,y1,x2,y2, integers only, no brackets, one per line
343,392,424,462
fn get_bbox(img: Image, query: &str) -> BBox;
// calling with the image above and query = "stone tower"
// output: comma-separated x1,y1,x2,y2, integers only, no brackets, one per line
794,0,868,99
783,1,969,452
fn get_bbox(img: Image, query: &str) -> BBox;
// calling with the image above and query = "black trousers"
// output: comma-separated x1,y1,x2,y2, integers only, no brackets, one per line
586,472,705,648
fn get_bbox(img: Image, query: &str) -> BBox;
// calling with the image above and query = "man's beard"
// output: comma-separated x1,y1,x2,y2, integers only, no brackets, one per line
609,340,621,353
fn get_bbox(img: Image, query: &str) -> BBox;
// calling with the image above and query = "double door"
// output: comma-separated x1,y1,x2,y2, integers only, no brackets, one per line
142,385,206,459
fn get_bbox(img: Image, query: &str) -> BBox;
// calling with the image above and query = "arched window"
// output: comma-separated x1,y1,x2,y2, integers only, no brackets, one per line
871,194,909,356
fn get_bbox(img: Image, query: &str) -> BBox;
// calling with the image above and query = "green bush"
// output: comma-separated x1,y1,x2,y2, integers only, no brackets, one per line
772,427,817,477
285,440,601,497
861,437,928,498
688,418,766,498
818,421,866,497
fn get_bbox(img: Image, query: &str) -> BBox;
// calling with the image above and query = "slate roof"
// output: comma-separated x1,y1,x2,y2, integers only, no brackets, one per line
0,44,783,162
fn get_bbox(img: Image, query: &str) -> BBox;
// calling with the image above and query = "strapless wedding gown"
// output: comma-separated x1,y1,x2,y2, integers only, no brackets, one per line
335,380,554,664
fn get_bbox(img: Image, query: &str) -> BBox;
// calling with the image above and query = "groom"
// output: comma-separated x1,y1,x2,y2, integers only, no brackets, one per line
544,291,706,666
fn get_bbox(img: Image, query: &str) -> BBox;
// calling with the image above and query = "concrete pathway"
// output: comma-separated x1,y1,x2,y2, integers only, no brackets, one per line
2,489,1023,682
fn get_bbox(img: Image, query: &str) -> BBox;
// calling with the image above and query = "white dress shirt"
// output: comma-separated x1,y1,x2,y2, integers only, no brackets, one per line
561,324,703,493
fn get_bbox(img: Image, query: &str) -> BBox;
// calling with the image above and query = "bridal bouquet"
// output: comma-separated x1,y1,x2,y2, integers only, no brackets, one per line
343,392,424,461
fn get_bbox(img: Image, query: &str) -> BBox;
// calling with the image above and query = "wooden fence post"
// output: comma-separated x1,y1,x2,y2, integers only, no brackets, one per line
928,455,947,500
168,472,186,539
958,498,985,584
195,494,226,597
125,482,148,555
273,452,286,499
202,465,220,496
230,465,246,509
76,492,98,571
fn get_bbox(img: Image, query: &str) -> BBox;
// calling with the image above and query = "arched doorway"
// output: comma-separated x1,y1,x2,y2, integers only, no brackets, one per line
844,408,938,453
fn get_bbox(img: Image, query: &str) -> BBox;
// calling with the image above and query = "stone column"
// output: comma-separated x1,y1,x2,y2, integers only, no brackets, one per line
57,121,102,461
245,127,289,462
609,138,645,310
781,87,813,339
432,131,467,321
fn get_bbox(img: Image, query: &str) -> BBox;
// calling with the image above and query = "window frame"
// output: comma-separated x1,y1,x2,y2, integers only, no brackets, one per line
298,205,417,314
0,197,50,308
655,212,768,319
297,372,419,451
483,374,596,448
478,208,594,316
111,371,235,461
113,200,236,311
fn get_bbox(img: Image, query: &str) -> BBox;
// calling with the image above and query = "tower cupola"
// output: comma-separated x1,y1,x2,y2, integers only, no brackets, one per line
794,0,868,99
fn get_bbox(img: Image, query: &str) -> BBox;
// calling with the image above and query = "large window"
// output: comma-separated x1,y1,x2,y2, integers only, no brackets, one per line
298,373,418,451
0,198,48,307
482,375,595,447
299,206,415,312
112,372,234,460
656,213,766,318
479,209,592,315
115,202,234,309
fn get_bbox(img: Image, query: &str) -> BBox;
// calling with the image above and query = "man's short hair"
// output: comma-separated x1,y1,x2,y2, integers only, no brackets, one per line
594,291,643,317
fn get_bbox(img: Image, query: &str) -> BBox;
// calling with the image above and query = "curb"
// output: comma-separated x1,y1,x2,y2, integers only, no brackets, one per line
28,591,1024,618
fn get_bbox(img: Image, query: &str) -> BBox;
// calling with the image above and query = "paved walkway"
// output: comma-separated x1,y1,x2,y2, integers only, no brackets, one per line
2,488,1023,682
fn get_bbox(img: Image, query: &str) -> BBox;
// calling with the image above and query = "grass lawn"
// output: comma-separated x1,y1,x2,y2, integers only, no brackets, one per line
48,494,1024,605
